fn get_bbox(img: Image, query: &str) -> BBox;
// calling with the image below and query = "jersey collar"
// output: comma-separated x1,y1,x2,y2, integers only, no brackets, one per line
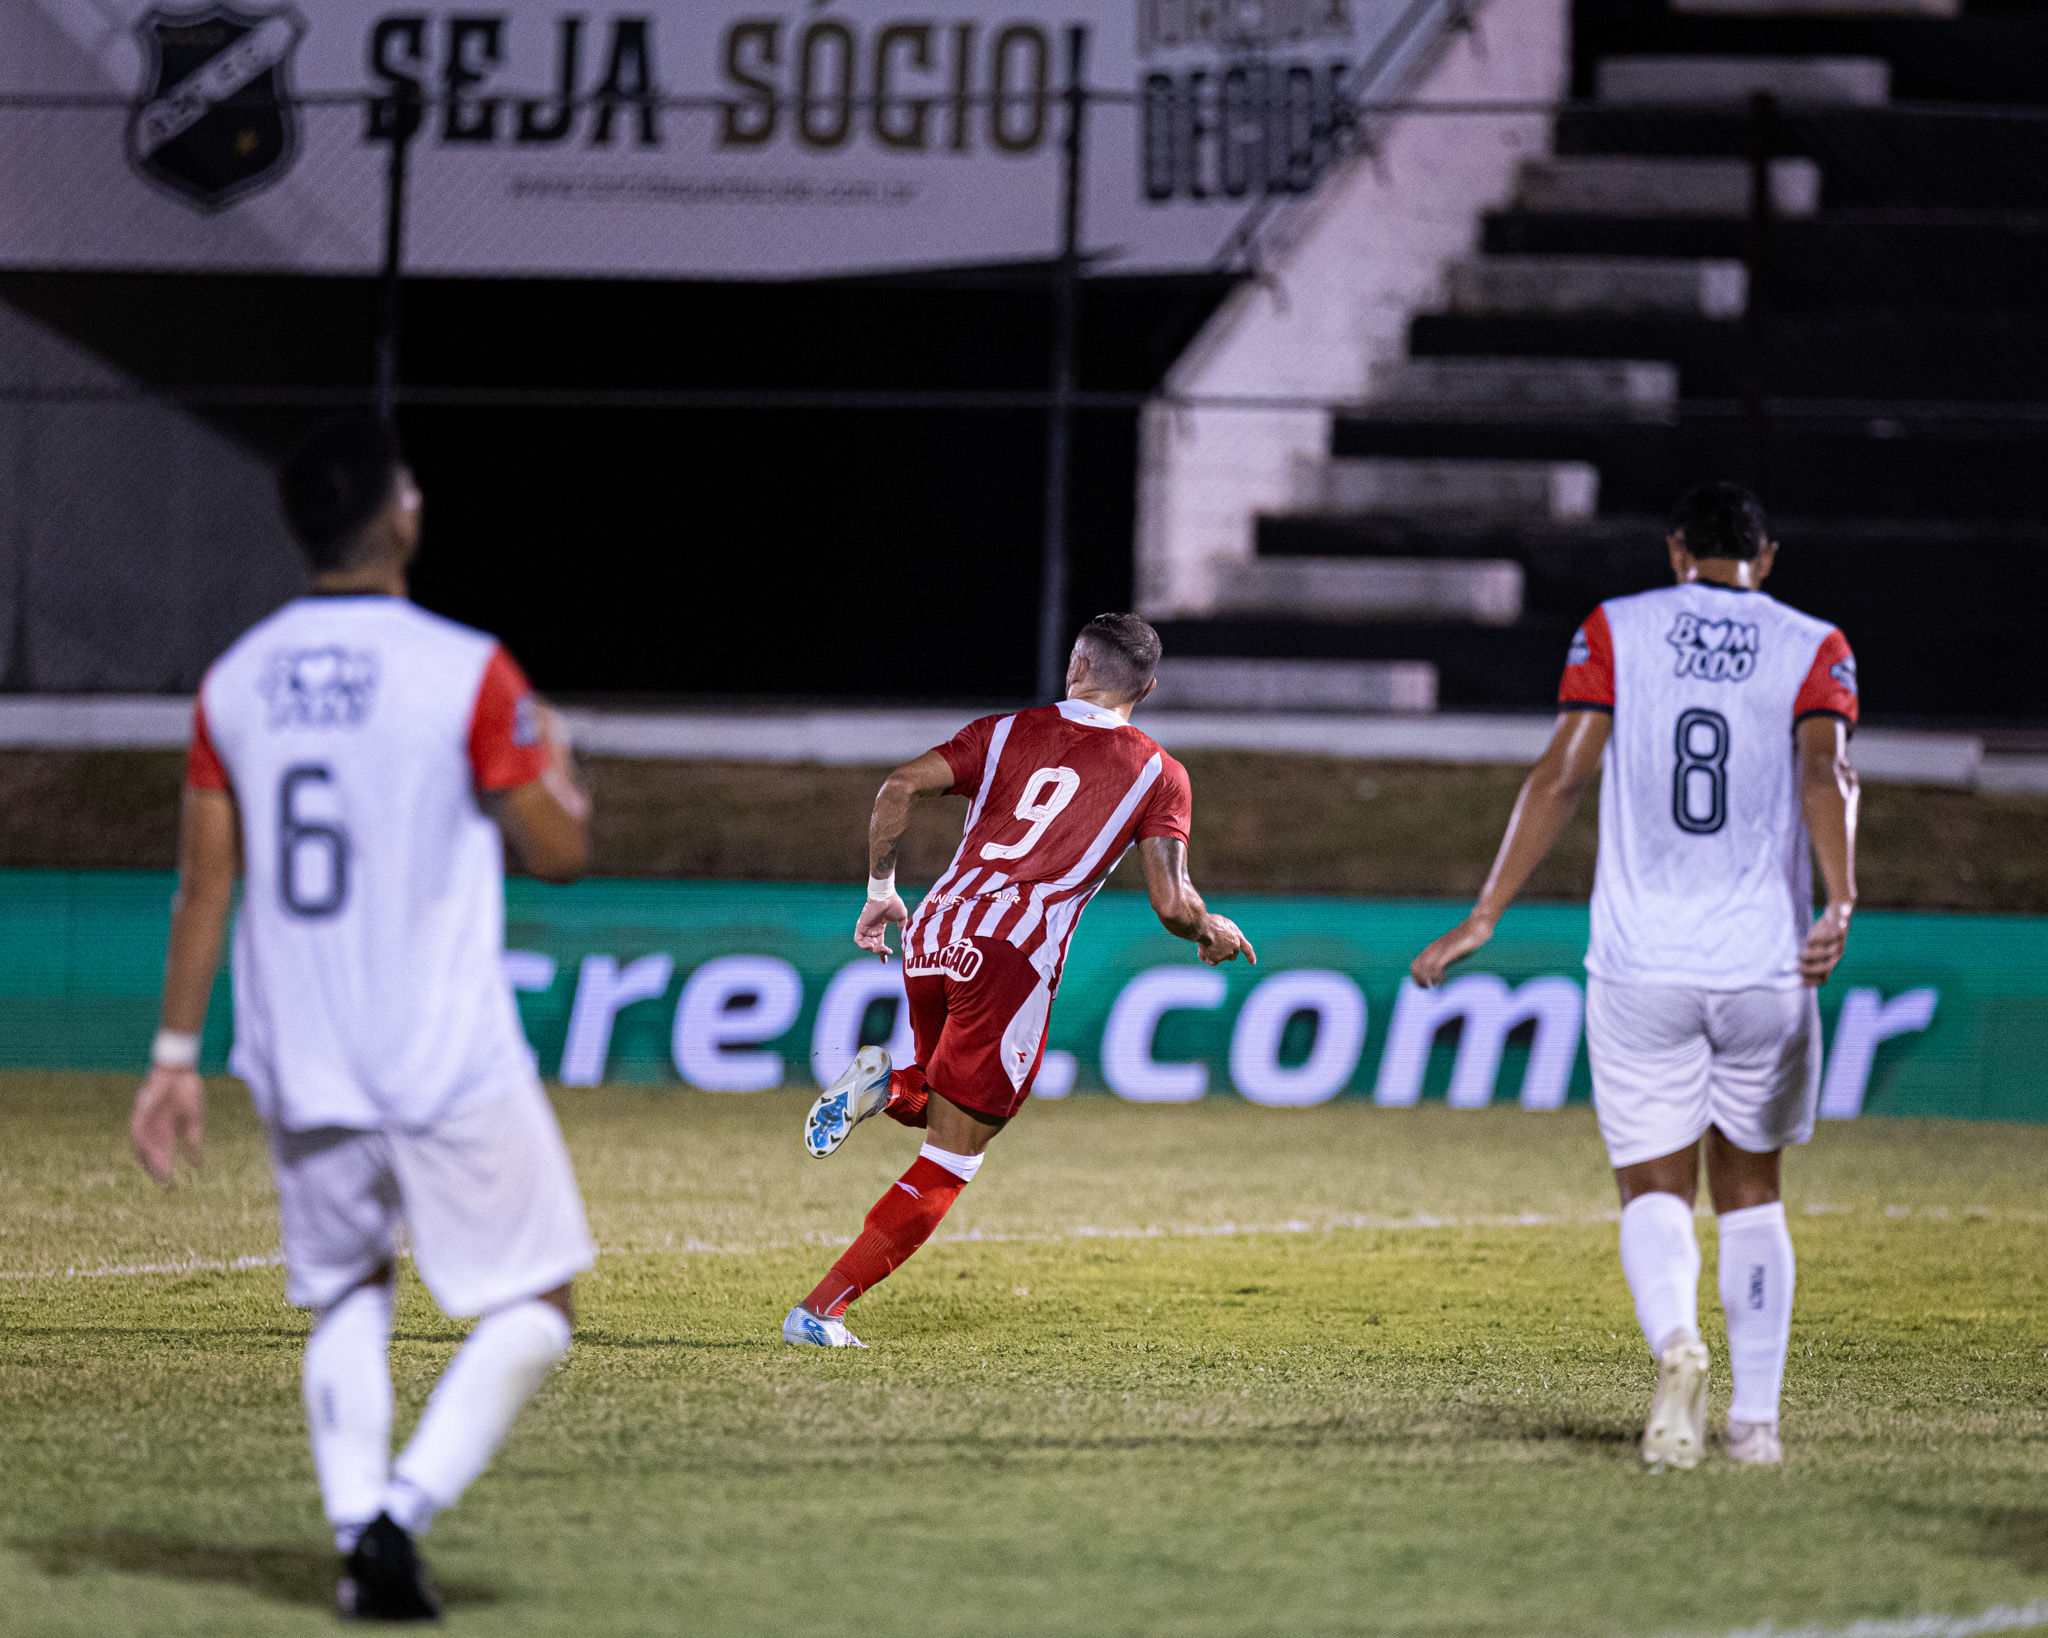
1056,698,1126,730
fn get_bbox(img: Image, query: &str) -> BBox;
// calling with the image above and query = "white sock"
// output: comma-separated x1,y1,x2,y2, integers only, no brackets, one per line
379,1300,571,1534
917,1142,984,1184
1618,1192,1701,1357
1718,1201,1796,1425
303,1280,394,1552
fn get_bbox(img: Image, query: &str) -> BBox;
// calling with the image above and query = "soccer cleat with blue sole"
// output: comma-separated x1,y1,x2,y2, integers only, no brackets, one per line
805,1045,892,1159
782,1305,867,1348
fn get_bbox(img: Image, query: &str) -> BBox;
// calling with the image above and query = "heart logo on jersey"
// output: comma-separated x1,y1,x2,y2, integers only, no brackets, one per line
261,645,380,728
1666,613,1760,683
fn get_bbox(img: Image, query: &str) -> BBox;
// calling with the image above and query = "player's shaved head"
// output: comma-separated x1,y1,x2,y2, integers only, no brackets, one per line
278,416,406,571
1670,481,1769,562
1074,613,1163,704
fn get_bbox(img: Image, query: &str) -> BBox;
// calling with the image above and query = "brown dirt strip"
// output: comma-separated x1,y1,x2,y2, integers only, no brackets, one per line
1,748,2042,912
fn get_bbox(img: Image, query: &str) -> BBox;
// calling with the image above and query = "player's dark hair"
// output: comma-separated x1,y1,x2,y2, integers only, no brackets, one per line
1076,613,1163,704
277,417,404,570
1670,481,1769,562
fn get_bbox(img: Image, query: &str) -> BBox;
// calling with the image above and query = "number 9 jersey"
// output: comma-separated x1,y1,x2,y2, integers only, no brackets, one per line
1560,583,1858,992
901,698,1193,997
186,595,552,1132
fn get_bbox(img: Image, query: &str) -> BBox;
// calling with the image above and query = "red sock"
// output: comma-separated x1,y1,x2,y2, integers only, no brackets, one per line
882,1066,929,1129
803,1156,965,1318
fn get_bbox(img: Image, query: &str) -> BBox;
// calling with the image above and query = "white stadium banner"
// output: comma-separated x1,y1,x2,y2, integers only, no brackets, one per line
0,0,1450,278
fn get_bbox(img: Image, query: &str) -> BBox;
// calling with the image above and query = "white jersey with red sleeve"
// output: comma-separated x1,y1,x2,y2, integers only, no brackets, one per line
188,594,551,1132
1559,582,1858,991
901,698,1193,992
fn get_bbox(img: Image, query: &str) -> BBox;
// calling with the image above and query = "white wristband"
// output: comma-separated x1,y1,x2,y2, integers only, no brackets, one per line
151,1029,200,1070
866,872,897,903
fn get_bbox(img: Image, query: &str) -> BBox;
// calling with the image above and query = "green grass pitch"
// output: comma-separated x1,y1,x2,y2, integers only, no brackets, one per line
3,1073,2045,1637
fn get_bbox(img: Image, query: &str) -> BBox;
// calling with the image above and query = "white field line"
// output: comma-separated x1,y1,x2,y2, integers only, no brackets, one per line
7,1202,2044,1279
0,1251,284,1282
646,1208,1625,1258
0,1207,1614,1276
1689,1601,2048,1638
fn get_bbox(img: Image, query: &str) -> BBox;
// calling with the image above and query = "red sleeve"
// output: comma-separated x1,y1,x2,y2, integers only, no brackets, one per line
185,696,229,791
1794,628,1859,727
1559,605,1616,710
468,646,552,791
933,715,999,798
1137,755,1193,844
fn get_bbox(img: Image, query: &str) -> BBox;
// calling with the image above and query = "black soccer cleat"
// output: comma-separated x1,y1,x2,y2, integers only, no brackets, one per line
337,1512,441,1623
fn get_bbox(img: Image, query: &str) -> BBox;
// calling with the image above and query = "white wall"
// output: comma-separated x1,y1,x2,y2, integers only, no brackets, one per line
1134,0,1569,619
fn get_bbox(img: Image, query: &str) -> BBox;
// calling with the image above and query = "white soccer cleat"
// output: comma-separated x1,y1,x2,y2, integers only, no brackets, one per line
804,1045,892,1159
1641,1336,1711,1471
782,1305,867,1349
1725,1417,1783,1466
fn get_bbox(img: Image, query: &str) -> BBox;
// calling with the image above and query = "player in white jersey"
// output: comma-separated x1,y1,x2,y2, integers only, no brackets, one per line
128,418,597,1620
1410,483,1859,1471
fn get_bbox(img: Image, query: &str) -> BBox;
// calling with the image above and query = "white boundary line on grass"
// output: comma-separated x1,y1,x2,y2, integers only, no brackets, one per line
1695,1602,2048,1638
7,1201,2045,1278
0,1252,284,1281
0,1211,1615,1277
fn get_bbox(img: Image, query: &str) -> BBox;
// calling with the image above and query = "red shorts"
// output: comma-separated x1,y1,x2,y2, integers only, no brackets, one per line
902,934,1054,1121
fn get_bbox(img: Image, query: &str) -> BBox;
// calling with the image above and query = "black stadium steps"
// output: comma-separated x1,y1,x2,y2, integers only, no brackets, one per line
1327,416,2048,519
1231,516,2048,717
1255,517,1671,622
1405,313,2048,402
1479,213,2048,316
1549,109,2048,213
1150,618,1580,712
1568,3,2048,105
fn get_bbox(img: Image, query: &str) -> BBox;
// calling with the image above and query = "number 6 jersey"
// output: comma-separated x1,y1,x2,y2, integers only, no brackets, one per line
186,595,551,1132
901,699,1193,994
1559,582,1858,992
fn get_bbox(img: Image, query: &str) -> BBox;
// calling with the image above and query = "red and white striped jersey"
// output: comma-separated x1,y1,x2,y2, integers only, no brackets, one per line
901,699,1193,992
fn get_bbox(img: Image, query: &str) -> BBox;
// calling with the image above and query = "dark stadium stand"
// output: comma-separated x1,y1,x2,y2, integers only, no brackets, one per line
1160,0,2048,724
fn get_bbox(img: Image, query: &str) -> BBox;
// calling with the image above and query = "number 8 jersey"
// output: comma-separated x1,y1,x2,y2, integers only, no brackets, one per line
1559,583,1858,992
187,595,551,1132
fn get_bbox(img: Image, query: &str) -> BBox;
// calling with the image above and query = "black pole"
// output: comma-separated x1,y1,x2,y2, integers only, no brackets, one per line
372,86,420,427
1741,89,1777,479
1035,26,1089,704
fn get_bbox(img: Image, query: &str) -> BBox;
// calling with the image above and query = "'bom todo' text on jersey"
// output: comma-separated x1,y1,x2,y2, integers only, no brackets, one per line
1666,614,1760,683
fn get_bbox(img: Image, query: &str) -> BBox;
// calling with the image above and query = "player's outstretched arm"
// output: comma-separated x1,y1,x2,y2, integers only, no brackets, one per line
855,749,956,961
492,704,590,884
132,786,239,1184
1139,837,1256,967
1410,710,1610,988
1796,714,1859,986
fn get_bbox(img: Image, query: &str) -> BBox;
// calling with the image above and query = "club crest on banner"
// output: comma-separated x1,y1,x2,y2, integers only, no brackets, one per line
127,3,307,211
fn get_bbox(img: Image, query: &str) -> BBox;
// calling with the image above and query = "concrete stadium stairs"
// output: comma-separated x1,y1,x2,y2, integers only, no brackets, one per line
1159,0,2048,722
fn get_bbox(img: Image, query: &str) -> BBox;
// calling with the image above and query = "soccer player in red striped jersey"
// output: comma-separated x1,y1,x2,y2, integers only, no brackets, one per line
784,613,1256,1347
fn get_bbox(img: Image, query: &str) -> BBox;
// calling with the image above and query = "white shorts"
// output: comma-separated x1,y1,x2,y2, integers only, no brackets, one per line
268,1079,595,1317
1585,978,1821,1168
